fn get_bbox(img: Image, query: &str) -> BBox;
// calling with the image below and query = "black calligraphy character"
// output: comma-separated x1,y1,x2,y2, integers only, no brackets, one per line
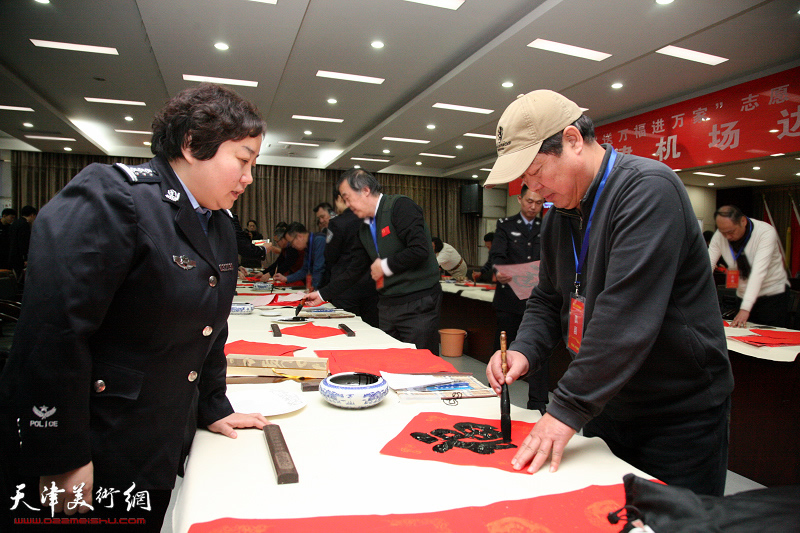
411,422,517,454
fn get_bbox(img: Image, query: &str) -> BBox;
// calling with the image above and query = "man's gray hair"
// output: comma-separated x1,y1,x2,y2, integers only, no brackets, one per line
337,168,382,196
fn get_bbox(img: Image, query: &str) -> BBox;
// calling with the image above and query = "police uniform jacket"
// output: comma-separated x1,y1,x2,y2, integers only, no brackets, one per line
490,213,541,315
0,155,236,491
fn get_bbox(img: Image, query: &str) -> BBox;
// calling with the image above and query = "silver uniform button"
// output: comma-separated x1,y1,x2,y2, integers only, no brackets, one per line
209,276,217,287
203,326,213,336
188,371,198,382
94,380,106,393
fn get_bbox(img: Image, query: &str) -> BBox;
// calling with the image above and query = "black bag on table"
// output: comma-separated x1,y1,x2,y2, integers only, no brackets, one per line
608,473,800,532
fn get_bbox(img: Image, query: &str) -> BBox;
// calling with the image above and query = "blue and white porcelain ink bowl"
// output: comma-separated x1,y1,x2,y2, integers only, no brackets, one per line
253,282,273,291
230,303,254,315
319,372,389,409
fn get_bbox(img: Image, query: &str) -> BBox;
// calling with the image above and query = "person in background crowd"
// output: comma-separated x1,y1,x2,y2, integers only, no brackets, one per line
245,220,263,240
313,202,336,231
234,215,266,269
0,208,17,271
259,222,303,281
273,222,325,290
432,237,468,279
708,205,790,327
484,89,733,496
8,205,36,278
0,83,268,531
490,185,547,413
305,169,441,354
471,232,495,283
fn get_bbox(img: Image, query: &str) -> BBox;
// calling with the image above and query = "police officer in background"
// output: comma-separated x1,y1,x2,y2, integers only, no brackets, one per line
491,184,548,413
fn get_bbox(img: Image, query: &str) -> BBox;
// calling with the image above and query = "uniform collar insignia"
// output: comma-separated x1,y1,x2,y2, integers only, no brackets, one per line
219,263,234,272
173,255,196,270
165,189,181,202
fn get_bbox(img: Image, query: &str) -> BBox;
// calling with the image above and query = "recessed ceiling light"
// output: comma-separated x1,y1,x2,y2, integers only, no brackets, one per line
34,0,50,4
656,0,674,4
278,141,319,147
214,42,229,51
655,45,728,66
527,38,611,61
383,136,429,144
114,129,150,135
770,153,785,157
382,149,390,154
22,122,33,128
735,177,766,182
419,152,456,159
432,102,493,114
707,182,714,186
502,81,514,88
85,97,146,106
480,168,492,171
30,39,118,55
415,161,422,165
124,116,133,121
371,41,384,49
693,171,725,177
426,124,436,130
183,74,258,87
753,166,760,170
352,157,389,162
327,98,337,104
403,0,464,10
316,70,384,85
64,146,72,151
611,82,623,89
455,145,463,149
292,115,343,123
143,141,151,146
464,133,495,139
769,129,779,133
25,135,76,141
353,164,361,169
796,173,800,176
303,130,312,135
472,175,478,179
0,105,35,112
248,0,277,3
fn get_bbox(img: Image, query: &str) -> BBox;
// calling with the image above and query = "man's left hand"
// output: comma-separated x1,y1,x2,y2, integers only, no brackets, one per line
511,413,576,474
370,258,384,281
208,412,269,439
731,309,750,328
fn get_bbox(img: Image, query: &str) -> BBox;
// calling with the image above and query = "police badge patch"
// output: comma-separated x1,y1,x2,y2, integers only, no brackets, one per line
173,255,196,270
218,263,234,272
165,189,181,202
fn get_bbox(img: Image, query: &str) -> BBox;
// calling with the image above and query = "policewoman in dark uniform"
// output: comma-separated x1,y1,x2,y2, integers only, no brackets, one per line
0,83,268,531
491,184,548,412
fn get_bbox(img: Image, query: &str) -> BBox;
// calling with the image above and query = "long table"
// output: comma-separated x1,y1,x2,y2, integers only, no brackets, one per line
169,287,651,532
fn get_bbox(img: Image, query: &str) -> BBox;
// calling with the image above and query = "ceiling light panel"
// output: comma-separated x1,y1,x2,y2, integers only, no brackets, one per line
278,141,319,147
419,152,456,159
464,133,495,139
85,97,146,106
527,38,611,61
432,103,493,114
114,130,151,135
352,157,390,162
693,171,725,177
30,39,118,55
0,105,35,112
403,0,464,10
292,115,343,123
25,135,76,141
655,45,728,66
183,74,258,87
316,70,384,85
382,137,429,144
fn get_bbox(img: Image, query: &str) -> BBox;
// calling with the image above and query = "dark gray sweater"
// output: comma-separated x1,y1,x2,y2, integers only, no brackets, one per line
511,146,733,430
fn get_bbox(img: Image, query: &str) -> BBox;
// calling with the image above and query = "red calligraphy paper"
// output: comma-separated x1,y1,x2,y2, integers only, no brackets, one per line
224,340,304,357
281,323,346,339
187,483,625,533
315,348,457,375
380,412,534,473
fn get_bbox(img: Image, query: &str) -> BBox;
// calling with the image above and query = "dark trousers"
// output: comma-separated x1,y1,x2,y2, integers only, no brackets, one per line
739,289,789,327
378,291,441,354
495,310,549,411
583,397,731,496
332,292,379,328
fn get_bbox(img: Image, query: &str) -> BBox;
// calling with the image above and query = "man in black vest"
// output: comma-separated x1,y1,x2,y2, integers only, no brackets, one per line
306,169,442,354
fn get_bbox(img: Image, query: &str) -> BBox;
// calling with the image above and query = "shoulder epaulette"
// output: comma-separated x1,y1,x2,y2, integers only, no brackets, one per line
113,162,161,183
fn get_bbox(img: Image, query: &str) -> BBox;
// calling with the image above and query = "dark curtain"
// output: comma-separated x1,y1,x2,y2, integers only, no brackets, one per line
10,151,480,265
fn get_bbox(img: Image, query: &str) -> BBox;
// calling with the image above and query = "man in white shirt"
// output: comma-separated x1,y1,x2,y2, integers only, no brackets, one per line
709,205,789,327
432,237,468,279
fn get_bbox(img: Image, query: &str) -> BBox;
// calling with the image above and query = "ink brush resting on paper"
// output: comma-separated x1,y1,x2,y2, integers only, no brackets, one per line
500,331,511,443
294,296,307,316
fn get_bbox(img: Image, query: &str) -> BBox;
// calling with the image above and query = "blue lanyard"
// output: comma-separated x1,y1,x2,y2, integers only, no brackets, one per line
728,219,752,263
369,218,379,253
571,148,617,295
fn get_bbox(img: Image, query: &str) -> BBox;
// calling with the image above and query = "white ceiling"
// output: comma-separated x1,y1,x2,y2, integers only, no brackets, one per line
0,0,799,190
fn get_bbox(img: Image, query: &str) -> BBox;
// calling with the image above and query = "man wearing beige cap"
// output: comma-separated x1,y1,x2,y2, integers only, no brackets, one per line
485,90,733,496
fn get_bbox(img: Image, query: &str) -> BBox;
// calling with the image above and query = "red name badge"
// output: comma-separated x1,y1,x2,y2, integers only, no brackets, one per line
376,275,384,289
381,226,391,237
726,270,739,289
567,295,585,355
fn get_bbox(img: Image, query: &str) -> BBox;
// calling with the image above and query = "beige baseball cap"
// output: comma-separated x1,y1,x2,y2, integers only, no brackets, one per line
484,90,583,186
